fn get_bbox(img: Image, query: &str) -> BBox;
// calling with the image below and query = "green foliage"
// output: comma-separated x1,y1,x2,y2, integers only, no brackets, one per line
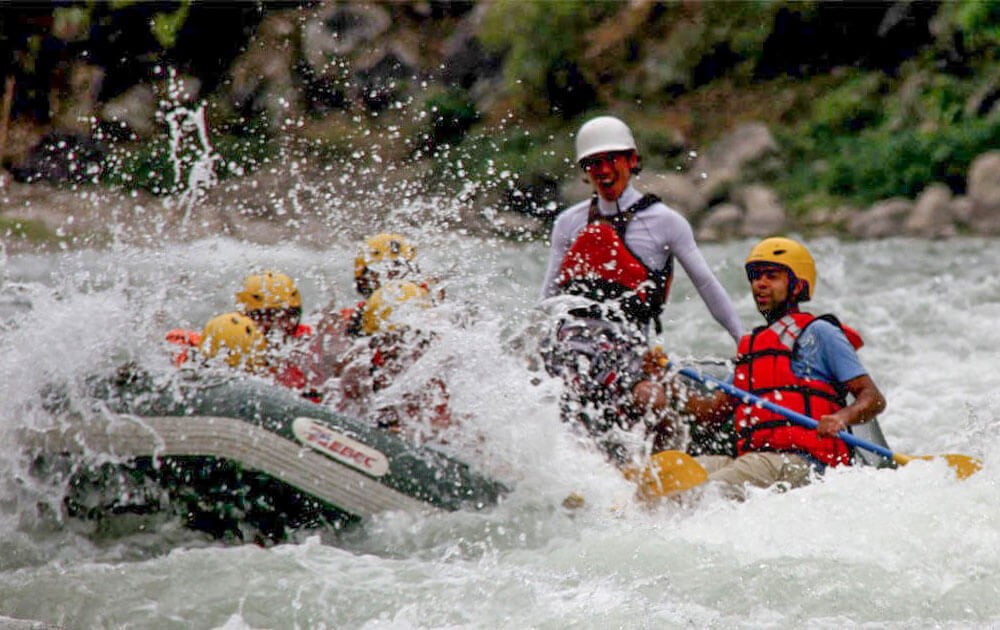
772,112,1000,210
644,1,781,91
751,61,1000,214
428,119,573,213
479,0,616,113
151,1,191,50
52,6,92,42
100,114,275,195
0,216,55,244
936,0,1000,56
822,116,1000,203
808,72,887,140
100,136,175,194
421,88,480,150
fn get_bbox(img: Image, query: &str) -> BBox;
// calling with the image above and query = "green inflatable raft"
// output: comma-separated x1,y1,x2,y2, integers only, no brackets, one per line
30,368,508,544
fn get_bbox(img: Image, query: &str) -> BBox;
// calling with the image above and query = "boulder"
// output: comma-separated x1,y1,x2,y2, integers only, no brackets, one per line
847,198,913,239
696,203,743,242
733,184,786,236
228,13,299,127
966,151,1000,234
8,132,104,184
442,3,502,89
51,62,105,134
692,165,738,205
302,3,392,72
690,122,777,187
950,195,974,226
355,41,422,110
903,183,956,238
101,83,157,137
803,205,857,234
639,171,706,217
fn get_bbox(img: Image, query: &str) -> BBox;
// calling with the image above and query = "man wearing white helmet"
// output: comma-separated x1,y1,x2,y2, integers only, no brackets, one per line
541,115,742,340
539,115,743,462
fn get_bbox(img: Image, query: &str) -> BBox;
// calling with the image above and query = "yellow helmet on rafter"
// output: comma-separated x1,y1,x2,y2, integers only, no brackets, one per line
361,281,430,335
745,237,816,301
354,233,417,298
198,312,268,371
235,271,302,312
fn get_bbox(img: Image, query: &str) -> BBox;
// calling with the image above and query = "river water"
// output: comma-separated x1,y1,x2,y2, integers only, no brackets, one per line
1,199,999,627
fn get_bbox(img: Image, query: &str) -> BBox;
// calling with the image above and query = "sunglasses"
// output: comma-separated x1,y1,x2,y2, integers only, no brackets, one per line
745,264,787,281
579,152,628,171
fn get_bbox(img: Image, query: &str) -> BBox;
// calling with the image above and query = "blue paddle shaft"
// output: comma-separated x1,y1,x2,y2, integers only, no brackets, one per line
677,366,895,460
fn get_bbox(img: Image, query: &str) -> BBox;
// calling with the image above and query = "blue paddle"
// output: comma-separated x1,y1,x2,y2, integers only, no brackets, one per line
675,366,982,479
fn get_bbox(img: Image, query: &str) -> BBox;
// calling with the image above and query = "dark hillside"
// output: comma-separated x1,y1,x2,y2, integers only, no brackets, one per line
3,1,1000,241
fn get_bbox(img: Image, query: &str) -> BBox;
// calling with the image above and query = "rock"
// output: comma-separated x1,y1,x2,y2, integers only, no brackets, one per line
51,62,105,134
692,165,738,205
228,13,299,127
355,41,422,111
695,202,743,242
804,205,857,234
950,195,974,225
639,171,706,217
302,3,392,71
965,69,1000,117
690,122,777,187
847,197,913,239
101,83,157,137
442,3,502,89
903,183,956,238
966,150,1000,234
8,132,104,184
732,184,786,236
165,74,202,104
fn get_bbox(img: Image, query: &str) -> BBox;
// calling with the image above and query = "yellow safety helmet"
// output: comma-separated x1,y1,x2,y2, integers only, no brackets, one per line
361,281,430,335
745,237,816,302
198,312,268,371
235,271,302,312
354,233,416,298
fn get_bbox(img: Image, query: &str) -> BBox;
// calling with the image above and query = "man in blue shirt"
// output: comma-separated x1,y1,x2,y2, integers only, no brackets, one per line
680,237,886,496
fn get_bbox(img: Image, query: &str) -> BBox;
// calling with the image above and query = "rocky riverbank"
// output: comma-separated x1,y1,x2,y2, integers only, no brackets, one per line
4,1,1000,252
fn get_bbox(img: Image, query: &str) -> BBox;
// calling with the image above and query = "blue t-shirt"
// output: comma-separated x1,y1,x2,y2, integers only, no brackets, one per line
790,318,866,384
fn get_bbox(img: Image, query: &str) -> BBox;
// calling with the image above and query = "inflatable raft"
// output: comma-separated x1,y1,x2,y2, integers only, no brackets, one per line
29,369,508,543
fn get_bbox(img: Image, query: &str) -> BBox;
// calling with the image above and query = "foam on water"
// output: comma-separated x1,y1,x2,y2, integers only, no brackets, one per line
2,225,1000,627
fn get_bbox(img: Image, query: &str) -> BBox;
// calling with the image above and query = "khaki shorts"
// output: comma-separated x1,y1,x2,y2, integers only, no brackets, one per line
695,452,814,499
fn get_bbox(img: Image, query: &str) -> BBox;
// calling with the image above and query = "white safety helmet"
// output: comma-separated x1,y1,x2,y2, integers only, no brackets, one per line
575,115,638,164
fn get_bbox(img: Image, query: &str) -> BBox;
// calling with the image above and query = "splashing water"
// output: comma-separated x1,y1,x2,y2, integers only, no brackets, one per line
165,101,220,224
163,85,220,225
3,227,1000,627
2,85,1000,627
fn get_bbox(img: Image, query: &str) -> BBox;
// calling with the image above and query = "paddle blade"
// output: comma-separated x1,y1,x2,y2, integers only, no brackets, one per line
893,453,983,479
624,450,708,499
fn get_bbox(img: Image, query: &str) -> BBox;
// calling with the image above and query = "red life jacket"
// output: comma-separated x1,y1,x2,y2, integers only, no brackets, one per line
557,194,672,330
272,324,322,401
165,328,202,366
733,312,863,467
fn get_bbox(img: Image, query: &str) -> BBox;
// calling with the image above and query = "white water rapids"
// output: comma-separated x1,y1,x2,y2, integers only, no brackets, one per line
2,211,999,627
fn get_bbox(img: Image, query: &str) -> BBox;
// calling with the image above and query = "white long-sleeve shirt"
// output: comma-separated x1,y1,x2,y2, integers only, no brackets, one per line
540,184,744,342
